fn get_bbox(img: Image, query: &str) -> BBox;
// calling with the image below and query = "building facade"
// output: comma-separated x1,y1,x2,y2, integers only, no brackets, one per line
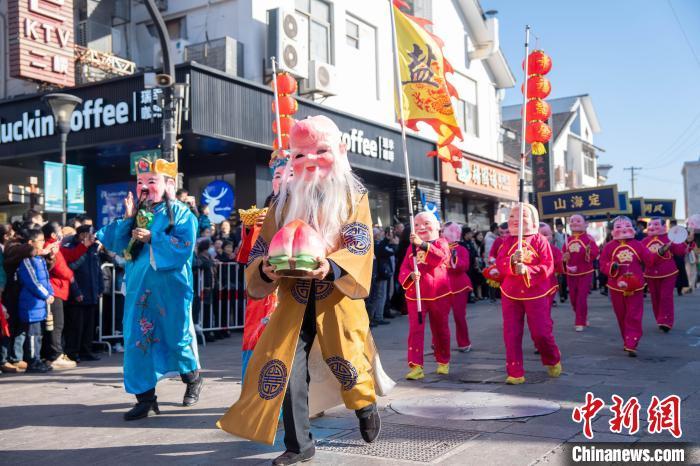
682,158,700,219
1,0,517,228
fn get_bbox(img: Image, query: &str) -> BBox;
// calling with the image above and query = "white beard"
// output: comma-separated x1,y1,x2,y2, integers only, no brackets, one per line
276,164,362,252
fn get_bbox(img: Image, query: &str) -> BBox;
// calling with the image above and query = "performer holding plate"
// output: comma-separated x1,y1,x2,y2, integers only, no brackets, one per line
97,158,202,420
218,116,384,466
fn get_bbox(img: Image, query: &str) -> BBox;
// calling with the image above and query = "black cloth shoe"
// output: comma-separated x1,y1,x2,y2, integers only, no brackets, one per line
183,376,204,407
356,404,381,443
26,360,51,373
659,325,671,333
271,447,315,465
80,353,101,362
124,397,160,421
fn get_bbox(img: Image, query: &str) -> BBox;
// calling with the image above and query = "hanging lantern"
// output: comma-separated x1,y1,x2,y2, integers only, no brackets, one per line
272,135,290,150
521,75,551,99
523,50,552,75
275,73,298,95
272,95,298,116
272,116,296,134
525,98,551,122
526,121,552,155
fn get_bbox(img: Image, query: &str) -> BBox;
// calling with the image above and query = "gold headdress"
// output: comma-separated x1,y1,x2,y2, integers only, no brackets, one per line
135,157,177,179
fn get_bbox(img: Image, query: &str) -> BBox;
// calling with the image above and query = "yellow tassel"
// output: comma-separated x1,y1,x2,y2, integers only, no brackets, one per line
486,279,501,288
531,142,546,155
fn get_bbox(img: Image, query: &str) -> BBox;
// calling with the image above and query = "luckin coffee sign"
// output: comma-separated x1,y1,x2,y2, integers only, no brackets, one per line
0,89,163,144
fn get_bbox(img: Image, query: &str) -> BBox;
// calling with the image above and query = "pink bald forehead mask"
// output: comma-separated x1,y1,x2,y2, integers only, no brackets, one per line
647,219,667,236
569,215,586,232
538,223,553,241
612,217,635,240
289,116,343,182
442,223,461,243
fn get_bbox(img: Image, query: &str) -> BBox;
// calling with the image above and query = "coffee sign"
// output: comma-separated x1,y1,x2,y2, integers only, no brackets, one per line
9,0,76,87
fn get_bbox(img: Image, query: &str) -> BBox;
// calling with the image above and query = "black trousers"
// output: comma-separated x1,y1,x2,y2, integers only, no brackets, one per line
558,275,568,300
64,303,96,358
42,298,65,361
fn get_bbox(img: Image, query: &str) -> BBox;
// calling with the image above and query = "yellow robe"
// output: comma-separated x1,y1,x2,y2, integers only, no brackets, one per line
217,193,378,445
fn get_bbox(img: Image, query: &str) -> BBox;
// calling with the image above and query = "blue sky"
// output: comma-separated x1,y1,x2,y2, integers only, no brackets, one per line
481,0,700,217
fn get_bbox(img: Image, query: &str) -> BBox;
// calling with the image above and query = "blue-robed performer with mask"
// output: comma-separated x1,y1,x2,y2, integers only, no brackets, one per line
97,157,203,421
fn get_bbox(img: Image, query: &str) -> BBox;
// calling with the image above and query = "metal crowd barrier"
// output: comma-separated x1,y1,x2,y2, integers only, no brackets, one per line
97,261,248,354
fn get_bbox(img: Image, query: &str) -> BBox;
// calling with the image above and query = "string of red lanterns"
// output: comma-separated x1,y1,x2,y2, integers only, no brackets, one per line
522,50,553,155
271,73,298,153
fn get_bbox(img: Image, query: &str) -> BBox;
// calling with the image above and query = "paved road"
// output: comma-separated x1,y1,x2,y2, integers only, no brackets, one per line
1,289,699,465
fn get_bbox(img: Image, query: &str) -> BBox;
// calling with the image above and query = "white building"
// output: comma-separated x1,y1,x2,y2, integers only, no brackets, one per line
682,158,700,218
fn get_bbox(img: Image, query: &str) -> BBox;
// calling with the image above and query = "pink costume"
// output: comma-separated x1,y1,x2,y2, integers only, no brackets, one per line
496,205,560,379
600,217,655,353
563,217,600,327
539,223,562,307
489,236,507,262
400,237,451,368
443,223,473,349
641,219,688,330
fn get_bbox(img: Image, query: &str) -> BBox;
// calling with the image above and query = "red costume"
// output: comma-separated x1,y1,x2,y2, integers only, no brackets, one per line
641,219,688,331
442,223,473,350
496,204,561,383
400,215,452,375
563,215,600,329
600,217,655,355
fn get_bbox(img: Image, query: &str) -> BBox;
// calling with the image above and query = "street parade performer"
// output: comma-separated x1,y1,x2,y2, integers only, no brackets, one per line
641,218,689,333
600,216,654,356
97,157,202,420
563,214,599,331
441,222,473,352
400,212,452,379
218,115,383,466
538,222,563,308
496,204,561,384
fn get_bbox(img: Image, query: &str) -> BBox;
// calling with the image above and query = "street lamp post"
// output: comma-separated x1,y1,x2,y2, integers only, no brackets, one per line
42,93,83,225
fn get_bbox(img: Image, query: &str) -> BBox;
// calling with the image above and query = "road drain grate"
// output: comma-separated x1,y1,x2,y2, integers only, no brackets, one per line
316,423,477,462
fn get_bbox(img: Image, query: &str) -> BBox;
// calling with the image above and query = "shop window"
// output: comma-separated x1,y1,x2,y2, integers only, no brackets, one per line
467,200,490,232
445,194,466,224
344,15,379,100
346,19,359,49
296,0,333,64
368,188,392,228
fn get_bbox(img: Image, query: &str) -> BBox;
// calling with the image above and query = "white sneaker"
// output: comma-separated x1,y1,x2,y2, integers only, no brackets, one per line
114,343,125,353
50,354,77,370
458,345,472,353
575,325,584,332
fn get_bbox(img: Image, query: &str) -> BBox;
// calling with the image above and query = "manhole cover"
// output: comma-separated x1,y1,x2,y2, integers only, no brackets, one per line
390,391,560,420
316,423,477,463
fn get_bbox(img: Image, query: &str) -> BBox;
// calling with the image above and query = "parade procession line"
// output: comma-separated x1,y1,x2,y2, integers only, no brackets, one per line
0,292,699,465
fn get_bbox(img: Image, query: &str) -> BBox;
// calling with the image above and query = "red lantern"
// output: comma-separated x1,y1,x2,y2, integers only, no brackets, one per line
521,75,551,99
272,95,298,115
522,50,552,75
272,116,296,134
274,73,298,95
526,121,552,155
525,98,551,122
272,135,290,150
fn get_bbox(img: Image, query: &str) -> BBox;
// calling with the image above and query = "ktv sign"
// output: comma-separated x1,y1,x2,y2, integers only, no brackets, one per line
9,0,76,87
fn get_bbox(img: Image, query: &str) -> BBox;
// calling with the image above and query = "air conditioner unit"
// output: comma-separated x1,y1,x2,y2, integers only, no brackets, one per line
267,8,308,79
153,39,189,68
300,60,337,96
186,37,244,77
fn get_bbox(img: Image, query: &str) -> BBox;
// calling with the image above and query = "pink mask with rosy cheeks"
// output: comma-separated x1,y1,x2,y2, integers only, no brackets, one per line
569,215,587,233
538,223,553,243
289,116,343,182
415,213,439,242
136,173,170,203
647,219,667,236
442,223,461,244
508,203,540,236
612,217,635,240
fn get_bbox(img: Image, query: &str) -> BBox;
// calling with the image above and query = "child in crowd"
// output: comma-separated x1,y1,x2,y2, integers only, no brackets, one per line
17,229,54,373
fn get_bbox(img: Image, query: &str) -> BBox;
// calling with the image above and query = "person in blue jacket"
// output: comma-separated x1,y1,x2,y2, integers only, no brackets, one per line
98,157,202,421
16,229,54,373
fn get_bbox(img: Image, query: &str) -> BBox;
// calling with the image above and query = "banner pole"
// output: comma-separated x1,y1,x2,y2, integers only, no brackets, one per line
389,1,423,322
518,25,531,253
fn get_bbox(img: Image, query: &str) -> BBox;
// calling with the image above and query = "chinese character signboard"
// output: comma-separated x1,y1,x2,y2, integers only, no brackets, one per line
630,198,645,220
642,199,675,219
441,156,518,201
130,149,161,175
66,163,84,213
8,0,75,87
585,192,632,222
43,161,63,212
537,184,619,219
531,143,551,194
97,182,136,227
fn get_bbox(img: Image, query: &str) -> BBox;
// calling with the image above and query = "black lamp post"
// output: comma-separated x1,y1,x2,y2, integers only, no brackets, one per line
42,93,83,224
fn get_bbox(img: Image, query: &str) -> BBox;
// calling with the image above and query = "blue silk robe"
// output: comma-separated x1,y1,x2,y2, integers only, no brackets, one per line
97,201,199,394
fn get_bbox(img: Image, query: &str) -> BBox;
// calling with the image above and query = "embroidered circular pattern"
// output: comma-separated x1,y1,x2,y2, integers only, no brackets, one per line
291,280,334,304
247,237,269,266
326,356,358,391
341,222,371,255
258,359,287,400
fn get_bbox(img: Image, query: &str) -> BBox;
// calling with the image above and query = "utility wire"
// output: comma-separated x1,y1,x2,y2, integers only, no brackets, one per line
667,0,700,70
644,109,700,169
